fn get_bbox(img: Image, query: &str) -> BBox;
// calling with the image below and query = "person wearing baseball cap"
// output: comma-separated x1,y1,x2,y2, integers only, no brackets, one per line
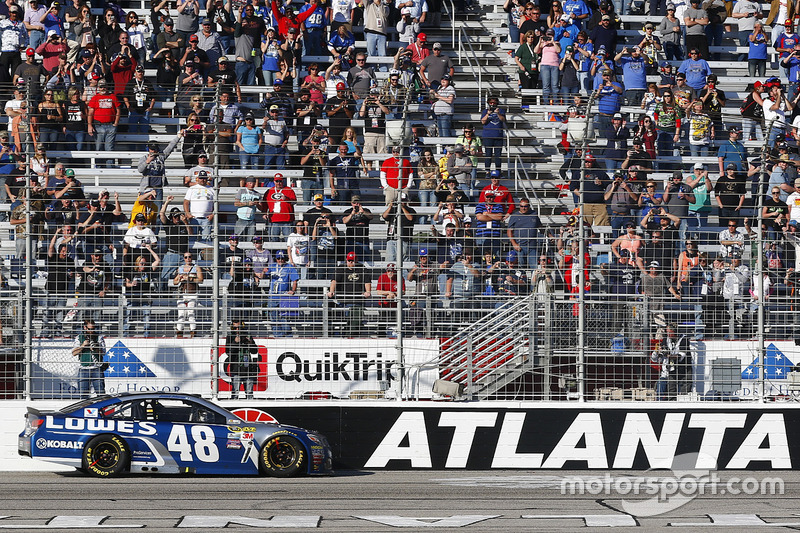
717,126,747,175
261,173,297,240
325,76,356,144
207,53,241,102
262,102,289,170
479,169,514,215
407,32,430,65
327,248,370,336
232,174,261,241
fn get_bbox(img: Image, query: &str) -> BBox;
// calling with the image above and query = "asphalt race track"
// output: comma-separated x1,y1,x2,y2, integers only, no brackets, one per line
1,470,800,531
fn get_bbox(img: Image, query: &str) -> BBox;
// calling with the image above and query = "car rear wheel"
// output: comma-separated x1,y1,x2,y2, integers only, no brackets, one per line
83,435,129,477
259,435,305,477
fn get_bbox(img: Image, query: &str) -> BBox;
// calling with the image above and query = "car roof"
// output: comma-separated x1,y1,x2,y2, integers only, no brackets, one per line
61,393,237,418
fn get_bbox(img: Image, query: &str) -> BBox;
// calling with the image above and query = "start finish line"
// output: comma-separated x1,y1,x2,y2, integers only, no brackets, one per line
0,514,797,528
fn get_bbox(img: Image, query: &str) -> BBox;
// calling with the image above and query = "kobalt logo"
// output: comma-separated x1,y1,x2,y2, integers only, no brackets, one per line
36,439,84,450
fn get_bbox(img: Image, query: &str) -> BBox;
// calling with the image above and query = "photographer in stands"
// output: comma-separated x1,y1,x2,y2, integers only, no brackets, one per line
72,319,107,398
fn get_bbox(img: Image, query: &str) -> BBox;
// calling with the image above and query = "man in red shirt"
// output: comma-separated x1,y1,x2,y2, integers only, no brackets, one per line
379,146,413,205
270,0,315,40
110,51,137,97
87,80,120,168
408,32,430,65
260,173,297,241
478,169,515,219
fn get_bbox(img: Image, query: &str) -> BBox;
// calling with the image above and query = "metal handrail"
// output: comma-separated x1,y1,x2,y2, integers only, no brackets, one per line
457,26,483,111
442,0,456,49
512,154,539,210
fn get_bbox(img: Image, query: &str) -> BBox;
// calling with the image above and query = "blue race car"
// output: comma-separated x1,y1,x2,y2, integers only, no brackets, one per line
18,393,333,477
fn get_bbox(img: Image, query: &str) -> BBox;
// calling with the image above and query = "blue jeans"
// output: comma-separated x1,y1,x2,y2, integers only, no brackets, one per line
234,218,256,240
38,127,60,151
64,130,88,152
483,136,503,171
270,221,292,241
192,216,212,240
29,29,44,50
239,149,260,170
418,188,436,223
705,24,723,59
93,123,117,167
610,213,632,233
235,60,255,86
78,366,105,398
689,144,709,157
127,109,150,149
540,64,560,103
656,129,675,169
508,17,520,44
263,145,286,169
160,251,180,290
304,29,326,57
624,89,645,106
436,114,453,137
768,126,785,146
578,71,591,95
664,41,683,61
365,32,387,71
687,210,709,237
516,245,538,270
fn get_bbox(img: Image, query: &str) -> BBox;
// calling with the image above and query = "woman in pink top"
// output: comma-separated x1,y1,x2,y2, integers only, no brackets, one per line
301,63,327,105
535,29,561,105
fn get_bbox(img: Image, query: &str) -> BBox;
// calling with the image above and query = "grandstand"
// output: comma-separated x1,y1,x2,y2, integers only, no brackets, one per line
0,0,795,404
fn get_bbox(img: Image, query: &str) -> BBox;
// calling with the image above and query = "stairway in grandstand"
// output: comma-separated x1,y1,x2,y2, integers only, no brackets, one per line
433,293,537,400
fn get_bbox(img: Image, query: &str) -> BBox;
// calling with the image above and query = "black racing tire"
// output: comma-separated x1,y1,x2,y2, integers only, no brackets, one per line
82,434,129,477
259,435,306,477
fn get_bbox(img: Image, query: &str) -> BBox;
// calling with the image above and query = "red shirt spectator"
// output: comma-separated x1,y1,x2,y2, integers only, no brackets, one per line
479,170,515,215
260,174,296,223
87,84,120,125
379,153,414,189
408,33,430,65
270,0,315,40
35,32,68,72
376,265,404,307
110,55,137,97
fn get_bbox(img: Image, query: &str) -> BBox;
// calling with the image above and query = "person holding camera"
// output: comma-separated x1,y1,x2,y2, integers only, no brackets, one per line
763,82,795,146
311,210,338,280
650,323,691,400
534,29,561,105
173,251,203,338
72,319,106,398
35,29,66,72
360,88,390,159
225,320,259,399
614,45,647,105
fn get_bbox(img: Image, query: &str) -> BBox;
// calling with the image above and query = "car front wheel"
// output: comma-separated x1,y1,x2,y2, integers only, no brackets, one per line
259,435,305,477
83,435,129,477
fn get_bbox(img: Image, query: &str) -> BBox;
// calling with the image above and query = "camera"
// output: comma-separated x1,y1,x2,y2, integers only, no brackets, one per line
90,199,100,208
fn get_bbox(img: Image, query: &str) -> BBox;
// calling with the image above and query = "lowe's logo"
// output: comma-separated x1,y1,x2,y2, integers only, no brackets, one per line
35,438,84,450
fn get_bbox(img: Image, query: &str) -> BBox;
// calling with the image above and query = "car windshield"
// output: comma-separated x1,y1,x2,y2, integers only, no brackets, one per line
58,395,114,414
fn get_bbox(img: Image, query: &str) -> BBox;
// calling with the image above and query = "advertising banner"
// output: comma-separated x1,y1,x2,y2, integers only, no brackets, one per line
29,338,438,399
